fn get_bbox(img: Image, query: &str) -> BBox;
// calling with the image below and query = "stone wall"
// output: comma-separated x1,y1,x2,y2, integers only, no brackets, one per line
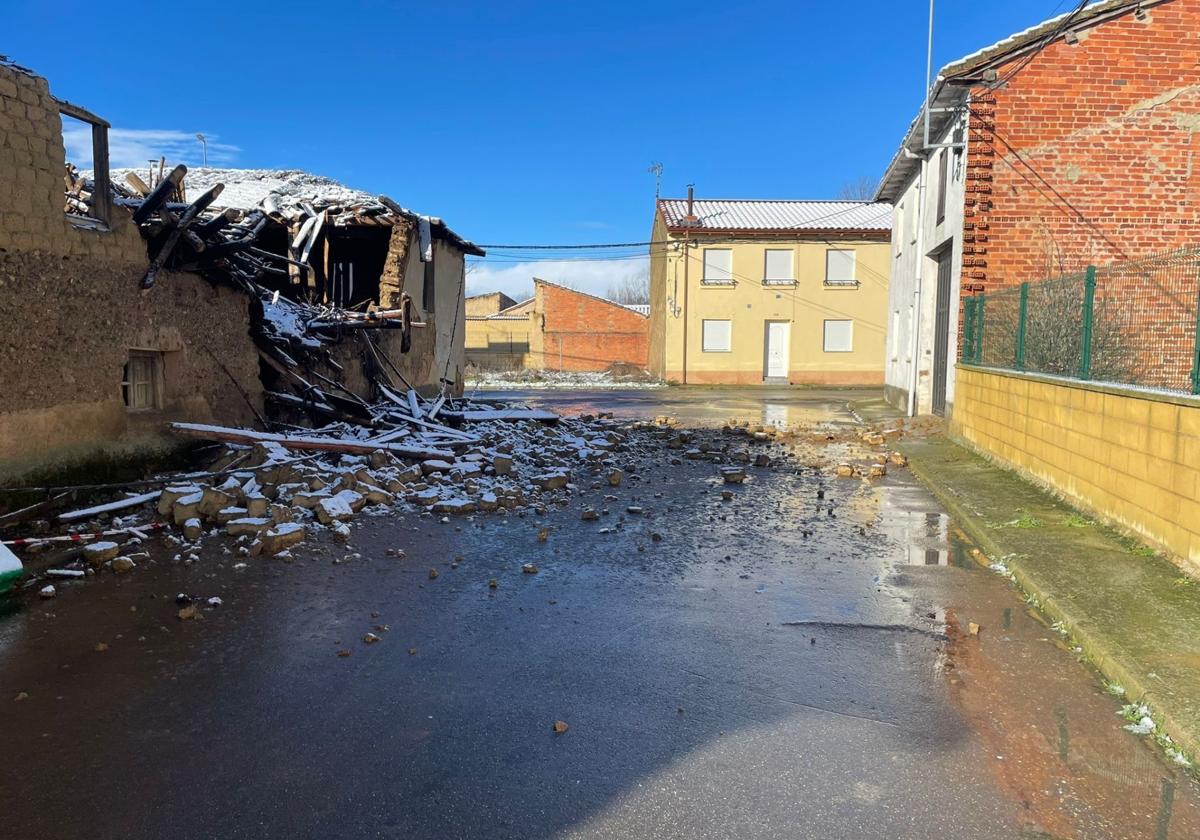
953,365,1200,568
0,61,261,481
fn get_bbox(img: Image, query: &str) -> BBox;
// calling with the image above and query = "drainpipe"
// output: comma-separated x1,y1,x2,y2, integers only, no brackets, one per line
905,149,929,418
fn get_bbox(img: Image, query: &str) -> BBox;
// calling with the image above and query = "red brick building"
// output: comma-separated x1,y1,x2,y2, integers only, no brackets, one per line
534,279,649,372
958,0,1200,287
876,0,1200,415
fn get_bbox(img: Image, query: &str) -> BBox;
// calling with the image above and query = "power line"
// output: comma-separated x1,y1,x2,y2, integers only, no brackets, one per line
477,240,664,250
966,107,1133,262
996,0,1091,86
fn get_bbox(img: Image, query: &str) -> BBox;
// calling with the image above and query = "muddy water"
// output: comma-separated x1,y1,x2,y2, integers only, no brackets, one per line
0,391,1195,839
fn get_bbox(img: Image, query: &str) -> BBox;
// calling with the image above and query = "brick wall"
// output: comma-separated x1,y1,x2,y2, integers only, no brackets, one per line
953,365,1200,568
963,0,1200,302
534,282,649,372
0,62,262,480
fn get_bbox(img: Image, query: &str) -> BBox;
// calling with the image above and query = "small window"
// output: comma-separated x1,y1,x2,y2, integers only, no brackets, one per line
702,249,733,284
423,253,436,313
59,104,111,228
823,320,853,353
122,351,163,410
701,319,732,352
763,249,794,284
825,250,857,286
936,149,949,224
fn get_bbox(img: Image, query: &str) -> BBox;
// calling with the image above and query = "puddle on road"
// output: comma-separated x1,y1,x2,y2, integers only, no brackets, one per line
473,389,858,431
872,473,1200,840
876,484,969,568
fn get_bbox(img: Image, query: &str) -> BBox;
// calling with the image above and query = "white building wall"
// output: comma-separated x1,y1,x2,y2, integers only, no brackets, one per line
883,109,969,416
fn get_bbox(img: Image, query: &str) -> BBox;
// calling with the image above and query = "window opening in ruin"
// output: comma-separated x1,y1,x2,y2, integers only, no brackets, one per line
326,226,388,308
59,102,111,228
122,351,163,410
423,251,437,313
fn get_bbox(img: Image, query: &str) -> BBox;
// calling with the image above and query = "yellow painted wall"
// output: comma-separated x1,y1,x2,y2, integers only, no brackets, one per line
952,366,1200,567
647,220,891,384
464,316,533,370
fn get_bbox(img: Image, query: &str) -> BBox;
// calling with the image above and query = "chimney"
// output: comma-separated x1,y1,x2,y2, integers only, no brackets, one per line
684,184,698,226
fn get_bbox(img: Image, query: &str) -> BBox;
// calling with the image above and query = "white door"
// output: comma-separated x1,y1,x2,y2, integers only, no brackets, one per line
765,321,790,379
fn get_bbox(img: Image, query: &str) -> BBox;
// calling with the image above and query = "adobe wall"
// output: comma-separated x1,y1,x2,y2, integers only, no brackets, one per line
0,61,261,482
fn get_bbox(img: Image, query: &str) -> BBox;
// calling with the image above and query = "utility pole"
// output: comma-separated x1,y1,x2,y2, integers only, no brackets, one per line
681,184,698,385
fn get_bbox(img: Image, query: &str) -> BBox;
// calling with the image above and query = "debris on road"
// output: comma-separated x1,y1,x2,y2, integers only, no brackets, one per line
552,720,569,734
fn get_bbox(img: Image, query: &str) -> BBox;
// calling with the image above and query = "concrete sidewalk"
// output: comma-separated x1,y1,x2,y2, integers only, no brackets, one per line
900,436,1200,764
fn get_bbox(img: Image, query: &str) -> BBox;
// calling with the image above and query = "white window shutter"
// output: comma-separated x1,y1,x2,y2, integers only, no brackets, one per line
823,320,854,352
702,319,732,351
764,250,793,281
826,250,856,284
703,249,732,282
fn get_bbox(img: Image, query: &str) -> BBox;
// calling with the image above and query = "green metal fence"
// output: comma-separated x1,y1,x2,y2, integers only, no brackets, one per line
962,247,1200,395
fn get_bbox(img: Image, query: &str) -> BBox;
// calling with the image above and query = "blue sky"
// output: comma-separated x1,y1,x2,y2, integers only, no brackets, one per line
6,0,1075,298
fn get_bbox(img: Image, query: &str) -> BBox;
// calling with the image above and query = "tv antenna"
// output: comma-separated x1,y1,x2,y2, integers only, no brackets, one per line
647,161,663,199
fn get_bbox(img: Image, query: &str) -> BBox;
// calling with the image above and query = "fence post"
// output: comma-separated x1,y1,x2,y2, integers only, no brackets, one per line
963,298,976,363
1016,282,1029,370
1191,283,1200,395
1079,265,1097,380
976,294,986,364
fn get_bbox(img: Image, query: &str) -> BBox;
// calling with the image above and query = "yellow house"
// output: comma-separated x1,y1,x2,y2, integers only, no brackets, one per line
648,195,893,385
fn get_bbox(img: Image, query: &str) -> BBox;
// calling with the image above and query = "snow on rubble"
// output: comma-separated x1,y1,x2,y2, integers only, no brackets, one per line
1,400,916,603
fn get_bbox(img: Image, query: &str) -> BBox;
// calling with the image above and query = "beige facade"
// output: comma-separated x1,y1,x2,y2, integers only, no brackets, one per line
648,200,893,385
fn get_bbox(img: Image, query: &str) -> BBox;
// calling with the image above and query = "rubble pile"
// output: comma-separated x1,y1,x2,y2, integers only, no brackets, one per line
0,402,921,602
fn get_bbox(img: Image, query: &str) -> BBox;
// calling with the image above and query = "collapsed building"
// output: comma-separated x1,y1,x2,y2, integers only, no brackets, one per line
0,58,482,483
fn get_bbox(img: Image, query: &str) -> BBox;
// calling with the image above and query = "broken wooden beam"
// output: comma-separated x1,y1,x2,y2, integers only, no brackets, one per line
170,423,456,461
58,490,162,523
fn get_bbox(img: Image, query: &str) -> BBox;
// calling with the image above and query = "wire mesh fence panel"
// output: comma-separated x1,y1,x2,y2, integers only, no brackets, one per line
978,285,1021,369
1092,250,1200,393
1023,272,1087,378
966,247,1200,395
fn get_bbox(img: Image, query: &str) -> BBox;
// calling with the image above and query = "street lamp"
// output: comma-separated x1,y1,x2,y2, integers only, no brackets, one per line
196,133,208,168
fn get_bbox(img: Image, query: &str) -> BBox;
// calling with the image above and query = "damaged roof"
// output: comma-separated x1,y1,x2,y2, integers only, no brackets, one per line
657,198,892,235
108,166,484,255
874,0,1165,201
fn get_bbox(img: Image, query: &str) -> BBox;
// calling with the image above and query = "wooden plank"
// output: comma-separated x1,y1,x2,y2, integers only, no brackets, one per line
170,423,455,461
125,172,151,196
59,490,162,522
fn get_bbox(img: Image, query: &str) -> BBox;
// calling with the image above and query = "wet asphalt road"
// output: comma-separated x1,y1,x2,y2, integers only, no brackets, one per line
1,387,1197,839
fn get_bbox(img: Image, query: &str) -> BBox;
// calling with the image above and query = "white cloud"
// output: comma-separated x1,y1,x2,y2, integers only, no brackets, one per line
62,122,240,170
466,257,648,302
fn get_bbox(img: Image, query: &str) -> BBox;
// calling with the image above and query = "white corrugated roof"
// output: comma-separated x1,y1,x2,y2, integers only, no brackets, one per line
658,199,892,233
